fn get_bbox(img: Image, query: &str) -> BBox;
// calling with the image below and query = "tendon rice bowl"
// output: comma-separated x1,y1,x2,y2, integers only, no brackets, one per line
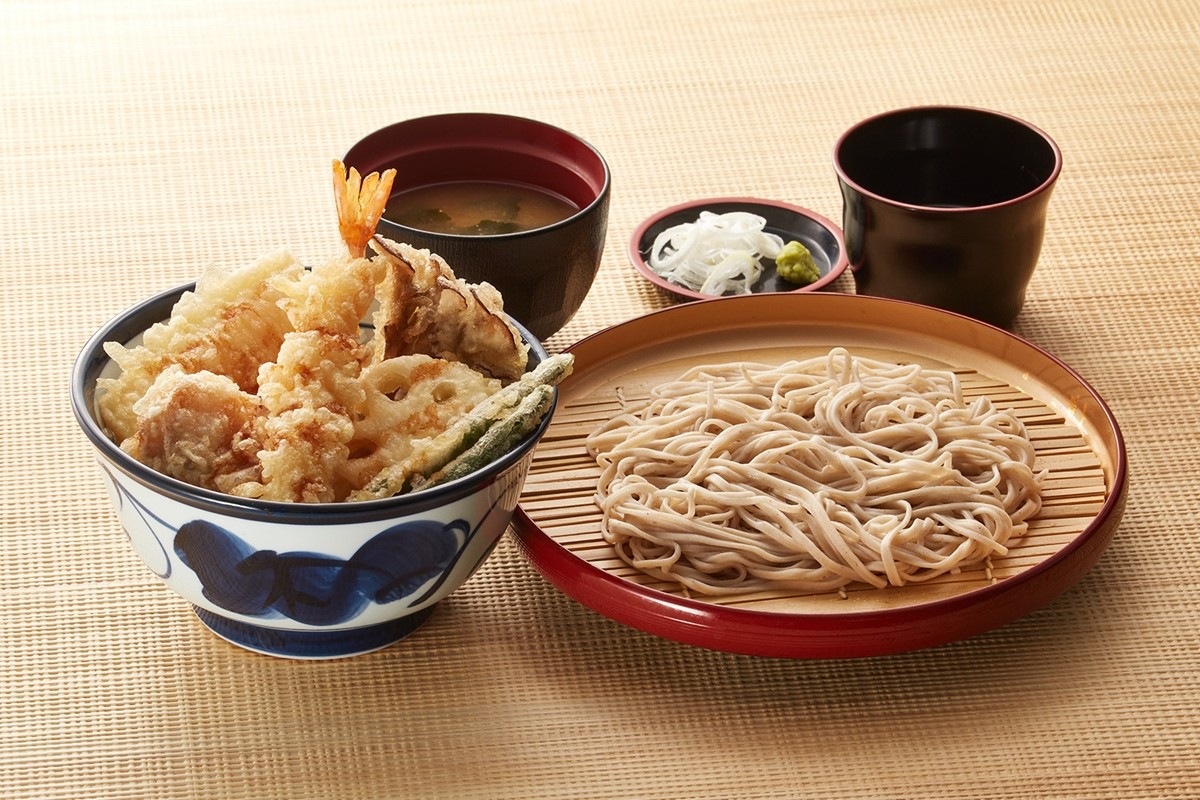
72,282,556,659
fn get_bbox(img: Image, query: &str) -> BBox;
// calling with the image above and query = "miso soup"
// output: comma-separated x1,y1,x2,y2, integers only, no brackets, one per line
385,180,579,235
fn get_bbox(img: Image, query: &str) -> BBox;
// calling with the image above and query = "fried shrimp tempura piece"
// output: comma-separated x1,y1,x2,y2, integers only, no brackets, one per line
98,252,302,443
370,237,530,381
249,332,364,502
333,160,395,259
122,366,266,494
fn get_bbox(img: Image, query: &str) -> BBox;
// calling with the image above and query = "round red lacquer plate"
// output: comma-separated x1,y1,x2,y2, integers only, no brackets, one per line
512,293,1126,658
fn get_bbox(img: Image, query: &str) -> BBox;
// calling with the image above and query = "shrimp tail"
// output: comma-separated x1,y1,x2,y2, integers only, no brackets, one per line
333,159,396,258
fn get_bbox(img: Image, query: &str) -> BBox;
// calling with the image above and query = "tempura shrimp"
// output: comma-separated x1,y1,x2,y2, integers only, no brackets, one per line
333,160,395,259
247,168,388,502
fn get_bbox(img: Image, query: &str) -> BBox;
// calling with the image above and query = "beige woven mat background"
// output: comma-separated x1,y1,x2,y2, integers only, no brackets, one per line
3,1,1198,798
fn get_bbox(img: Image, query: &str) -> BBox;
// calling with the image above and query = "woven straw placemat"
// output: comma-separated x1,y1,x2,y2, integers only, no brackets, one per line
2,1,1198,798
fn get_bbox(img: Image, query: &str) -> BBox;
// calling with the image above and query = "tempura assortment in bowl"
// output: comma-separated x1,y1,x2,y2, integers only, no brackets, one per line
72,162,571,658
97,162,571,504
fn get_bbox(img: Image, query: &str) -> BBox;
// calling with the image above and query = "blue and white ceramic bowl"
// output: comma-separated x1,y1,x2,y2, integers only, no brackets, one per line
71,283,556,659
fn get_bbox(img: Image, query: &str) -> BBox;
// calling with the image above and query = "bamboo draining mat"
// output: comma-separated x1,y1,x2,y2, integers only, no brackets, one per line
521,361,1109,612
3,1,1199,798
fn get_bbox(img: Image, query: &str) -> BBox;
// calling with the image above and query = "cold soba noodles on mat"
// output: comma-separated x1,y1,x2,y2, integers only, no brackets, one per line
586,348,1045,596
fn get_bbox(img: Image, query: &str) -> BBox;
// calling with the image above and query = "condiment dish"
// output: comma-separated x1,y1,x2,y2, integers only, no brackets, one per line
628,197,848,301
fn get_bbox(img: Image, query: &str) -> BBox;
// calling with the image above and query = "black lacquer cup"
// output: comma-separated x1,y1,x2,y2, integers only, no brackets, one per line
834,106,1061,328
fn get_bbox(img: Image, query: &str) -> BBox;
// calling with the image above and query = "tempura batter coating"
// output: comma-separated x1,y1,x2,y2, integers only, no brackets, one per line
123,366,266,495
370,237,530,381
98,160,562,503
340,354,502,494
98,251,301,443
247,255,380,503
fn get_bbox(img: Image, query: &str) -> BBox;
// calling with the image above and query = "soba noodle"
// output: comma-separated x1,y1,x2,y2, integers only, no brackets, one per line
586,348,1044,596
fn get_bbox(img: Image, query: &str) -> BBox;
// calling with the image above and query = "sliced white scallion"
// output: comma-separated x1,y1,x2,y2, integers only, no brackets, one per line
647,211,784,296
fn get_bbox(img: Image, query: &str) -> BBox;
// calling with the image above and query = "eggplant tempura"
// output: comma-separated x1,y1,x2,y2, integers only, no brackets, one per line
98,160,571,502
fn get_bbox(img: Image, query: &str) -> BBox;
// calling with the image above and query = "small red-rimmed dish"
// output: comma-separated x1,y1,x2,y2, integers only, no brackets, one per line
512,292,1126,659
628,198,849,301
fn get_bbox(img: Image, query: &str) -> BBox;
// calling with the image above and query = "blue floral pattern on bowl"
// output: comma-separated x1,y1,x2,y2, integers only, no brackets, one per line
174,517,467,625
97,459,521,658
